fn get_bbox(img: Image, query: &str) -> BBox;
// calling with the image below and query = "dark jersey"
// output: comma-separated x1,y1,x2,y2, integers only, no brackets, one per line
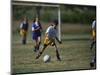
32,22,42,40
20,22,29,31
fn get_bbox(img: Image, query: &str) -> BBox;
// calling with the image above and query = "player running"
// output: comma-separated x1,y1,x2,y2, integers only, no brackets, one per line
35,20,62,61
20,17,29,45
32,17,42,52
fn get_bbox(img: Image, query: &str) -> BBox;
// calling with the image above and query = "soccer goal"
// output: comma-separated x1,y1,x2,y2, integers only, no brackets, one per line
12,0,61,41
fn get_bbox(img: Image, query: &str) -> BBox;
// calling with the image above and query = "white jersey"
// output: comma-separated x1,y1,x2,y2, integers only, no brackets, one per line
92,20,96,29
20,23,23,29
20,21,26,29
46,26,57,39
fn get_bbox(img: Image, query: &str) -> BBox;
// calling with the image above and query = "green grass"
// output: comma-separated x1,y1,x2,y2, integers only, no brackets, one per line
12,23,96,74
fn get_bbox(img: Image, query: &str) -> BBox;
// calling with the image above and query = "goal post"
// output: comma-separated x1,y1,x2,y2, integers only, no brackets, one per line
58,7,61,41
12,0,61,41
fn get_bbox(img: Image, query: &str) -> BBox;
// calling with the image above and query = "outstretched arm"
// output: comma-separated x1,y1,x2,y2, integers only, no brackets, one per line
55,36,62,44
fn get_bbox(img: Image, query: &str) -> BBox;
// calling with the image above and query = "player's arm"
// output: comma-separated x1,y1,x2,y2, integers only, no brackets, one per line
32,26,40,32
39,22,43,32
34,27,40,31
55,36,62,44
20,23,23,29
54,30,62,44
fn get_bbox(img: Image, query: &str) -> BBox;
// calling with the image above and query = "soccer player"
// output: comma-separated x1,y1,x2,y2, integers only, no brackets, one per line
35,20,62,61
20,17,29,45
32,17,42,52
90,20,96,50
90,20,96,68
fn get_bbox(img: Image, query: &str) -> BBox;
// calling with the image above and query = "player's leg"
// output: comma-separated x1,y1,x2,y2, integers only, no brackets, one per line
20,30,23,44
33,39,38,52
35,36,49,59
35,44,47,59
23,34,26,44
34,36,41,52
20,30,25,44
32,34,37,52
36,36,41,50
21,30,27,45
54,43,61,61
90,29,96,67
90,56,96,68
90,40,96,68
32,35,39,52
90,35,96,50
90,30,96,50
90,40,96,50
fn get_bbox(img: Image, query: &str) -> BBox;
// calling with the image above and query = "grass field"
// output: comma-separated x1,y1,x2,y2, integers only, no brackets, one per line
12,22,96,74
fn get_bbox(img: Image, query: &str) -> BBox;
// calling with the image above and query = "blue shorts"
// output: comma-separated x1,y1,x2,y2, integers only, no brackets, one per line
32,33,41,40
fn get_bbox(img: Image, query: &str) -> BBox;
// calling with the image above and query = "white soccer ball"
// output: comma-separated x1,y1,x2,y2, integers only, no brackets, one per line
43,55,51,63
